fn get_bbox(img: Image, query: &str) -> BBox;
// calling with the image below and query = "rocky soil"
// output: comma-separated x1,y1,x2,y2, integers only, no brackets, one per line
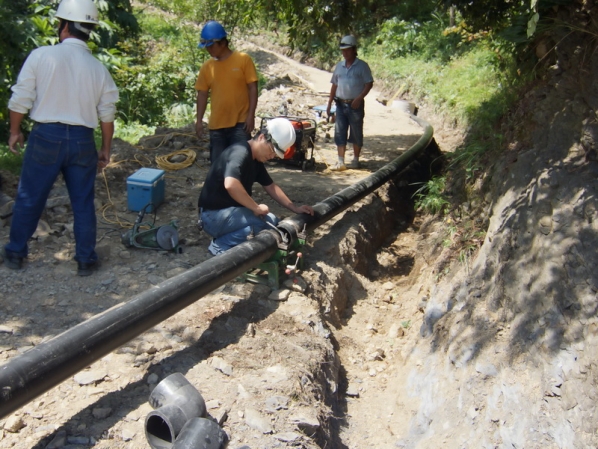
1,16,598,449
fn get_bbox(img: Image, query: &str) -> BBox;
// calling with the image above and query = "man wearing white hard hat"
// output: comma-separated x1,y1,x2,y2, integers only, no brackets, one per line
326,35,374,171
3,0,118,276
198,118,314,255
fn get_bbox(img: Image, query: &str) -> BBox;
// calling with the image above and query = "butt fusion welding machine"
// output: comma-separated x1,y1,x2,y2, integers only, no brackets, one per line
238,221,307,289
121,203,182,253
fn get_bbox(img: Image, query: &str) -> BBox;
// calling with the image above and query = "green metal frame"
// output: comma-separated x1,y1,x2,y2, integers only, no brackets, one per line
238,236,306,289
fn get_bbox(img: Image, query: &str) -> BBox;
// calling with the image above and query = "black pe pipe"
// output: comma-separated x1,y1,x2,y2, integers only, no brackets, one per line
0,116,433,419
280,115,434,239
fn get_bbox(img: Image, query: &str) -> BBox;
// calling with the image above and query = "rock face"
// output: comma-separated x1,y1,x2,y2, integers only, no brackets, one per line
344,5,598,448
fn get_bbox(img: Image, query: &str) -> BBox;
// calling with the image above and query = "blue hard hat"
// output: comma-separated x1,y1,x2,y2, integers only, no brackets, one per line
198,21,227,48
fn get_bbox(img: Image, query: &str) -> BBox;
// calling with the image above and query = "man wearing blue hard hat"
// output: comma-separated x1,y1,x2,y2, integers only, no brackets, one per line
195,21,258,163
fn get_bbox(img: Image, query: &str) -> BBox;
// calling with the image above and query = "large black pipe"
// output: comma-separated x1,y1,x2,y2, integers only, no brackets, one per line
0,116,433,419
280,115,434,238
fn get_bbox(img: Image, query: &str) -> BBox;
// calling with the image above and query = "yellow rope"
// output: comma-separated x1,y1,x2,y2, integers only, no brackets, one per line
99,169,135,229
155,149,197,171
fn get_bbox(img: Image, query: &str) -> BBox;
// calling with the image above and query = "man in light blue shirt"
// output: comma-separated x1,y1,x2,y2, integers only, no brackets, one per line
326,35,374,171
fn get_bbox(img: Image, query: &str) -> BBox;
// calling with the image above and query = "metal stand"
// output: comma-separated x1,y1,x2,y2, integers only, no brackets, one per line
238,225,306,289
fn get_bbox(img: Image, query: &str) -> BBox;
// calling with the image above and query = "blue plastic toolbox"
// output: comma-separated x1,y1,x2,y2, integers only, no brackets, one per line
127,168,165,212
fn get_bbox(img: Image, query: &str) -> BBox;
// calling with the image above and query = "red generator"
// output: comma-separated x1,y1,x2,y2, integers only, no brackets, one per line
260,116,317,171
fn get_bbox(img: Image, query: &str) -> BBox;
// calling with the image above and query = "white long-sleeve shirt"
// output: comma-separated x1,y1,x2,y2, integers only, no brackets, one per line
8,38,118,129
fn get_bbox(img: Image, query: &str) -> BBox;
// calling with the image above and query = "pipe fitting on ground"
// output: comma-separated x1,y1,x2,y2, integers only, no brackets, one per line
173,417,228,449
145,373,207,449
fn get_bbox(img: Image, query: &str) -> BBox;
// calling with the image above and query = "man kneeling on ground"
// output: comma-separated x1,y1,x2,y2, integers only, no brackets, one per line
198,118,314,255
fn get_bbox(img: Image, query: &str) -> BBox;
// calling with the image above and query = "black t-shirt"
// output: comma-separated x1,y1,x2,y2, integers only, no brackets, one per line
198,141,274,210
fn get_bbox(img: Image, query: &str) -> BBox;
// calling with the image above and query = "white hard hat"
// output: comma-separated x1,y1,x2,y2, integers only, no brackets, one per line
55,0,99,25
340,35,357,49
266,118,296,158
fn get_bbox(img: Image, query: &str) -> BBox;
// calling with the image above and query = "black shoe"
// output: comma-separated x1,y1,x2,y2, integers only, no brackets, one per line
2,249,23,270
77,259,101,276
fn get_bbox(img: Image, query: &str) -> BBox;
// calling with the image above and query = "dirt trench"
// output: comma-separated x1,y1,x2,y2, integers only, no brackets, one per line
300,141,443,447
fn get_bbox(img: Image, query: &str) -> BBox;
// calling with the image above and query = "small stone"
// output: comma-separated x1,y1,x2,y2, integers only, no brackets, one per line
237,384,251,400
346,384,360,397
245,408,273,434
119,250,131,259
211,356,233,376
467,406,479,420
387,323,400,338
367,348,385,361
45,430,67,448
92,407,112,419
0,325,13,334
289,412,320,434
274,431,301,442
213,408,229,426
265,396,289,412
147,373,159,385
539,216,552,234
4,415,25,433
268,289,291,301
167,267,186,278
122,427,136,441
205,399,220,410
475,362,498,378
73,369,107,386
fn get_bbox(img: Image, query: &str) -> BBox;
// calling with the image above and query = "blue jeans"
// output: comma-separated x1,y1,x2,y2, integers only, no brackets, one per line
5,123,98,264
209,123,250,162
334,101,365,147
200,206,279,255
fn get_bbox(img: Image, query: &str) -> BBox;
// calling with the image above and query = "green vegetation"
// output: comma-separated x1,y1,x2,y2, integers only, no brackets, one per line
112,8,203,128
413,177,449,215
0,150,24,175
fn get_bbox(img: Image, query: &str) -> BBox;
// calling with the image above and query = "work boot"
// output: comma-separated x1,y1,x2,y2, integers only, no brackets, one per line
330,161,347,172
348,159,360,169
77,259,101,276
2,248,23,270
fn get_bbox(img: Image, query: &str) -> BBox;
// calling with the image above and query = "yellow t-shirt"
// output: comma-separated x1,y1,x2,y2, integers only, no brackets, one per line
195,51,258,130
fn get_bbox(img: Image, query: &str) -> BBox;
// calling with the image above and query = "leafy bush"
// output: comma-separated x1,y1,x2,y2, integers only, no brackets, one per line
0,145,24,175
113,120,156,145
413,177,449,215
375,12,469,62
113,10,204,126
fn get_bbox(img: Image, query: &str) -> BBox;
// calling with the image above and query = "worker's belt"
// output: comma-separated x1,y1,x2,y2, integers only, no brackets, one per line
335,97,354,104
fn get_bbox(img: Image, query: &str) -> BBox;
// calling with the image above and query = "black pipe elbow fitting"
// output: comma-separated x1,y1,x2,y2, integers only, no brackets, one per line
145,373,207,449
173,417,228,449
